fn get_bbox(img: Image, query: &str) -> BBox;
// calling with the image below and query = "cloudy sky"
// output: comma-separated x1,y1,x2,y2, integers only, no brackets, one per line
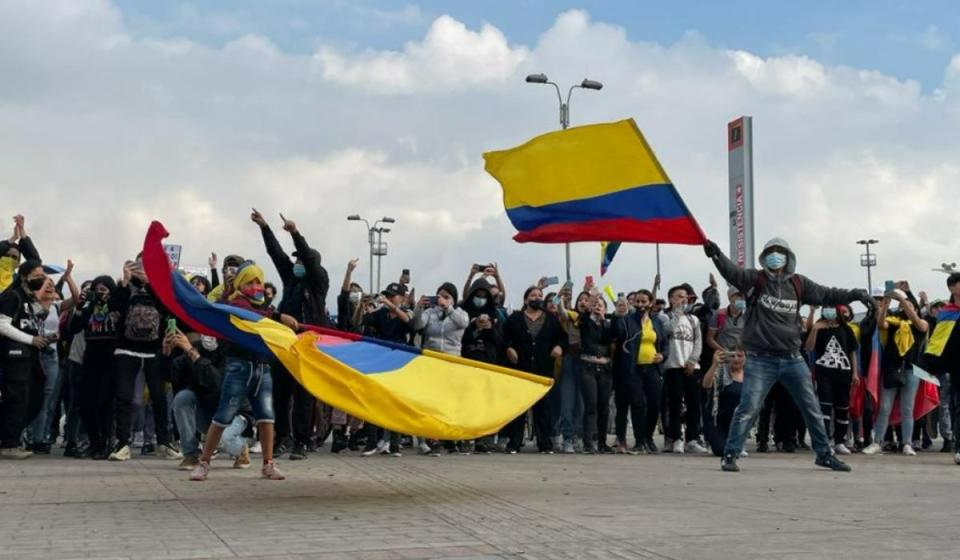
2,0,959,308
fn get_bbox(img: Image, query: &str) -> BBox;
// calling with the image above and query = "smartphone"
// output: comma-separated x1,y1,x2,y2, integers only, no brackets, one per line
542,276,559,287
884,280,895,293
585,275,594,286
552,295,561,306
617,292,625,300
427,296,438,306
166,318,177,336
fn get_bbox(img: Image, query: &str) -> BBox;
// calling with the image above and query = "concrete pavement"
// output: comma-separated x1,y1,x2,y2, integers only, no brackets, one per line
1,446,958,559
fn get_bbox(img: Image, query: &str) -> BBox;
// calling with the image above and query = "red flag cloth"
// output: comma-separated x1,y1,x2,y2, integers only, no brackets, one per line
865,330,940,425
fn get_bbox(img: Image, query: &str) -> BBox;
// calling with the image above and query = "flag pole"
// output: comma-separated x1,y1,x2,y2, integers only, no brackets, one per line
656,243,661,278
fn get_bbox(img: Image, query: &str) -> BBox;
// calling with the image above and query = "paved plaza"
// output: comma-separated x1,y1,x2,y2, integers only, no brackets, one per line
1,447,958,560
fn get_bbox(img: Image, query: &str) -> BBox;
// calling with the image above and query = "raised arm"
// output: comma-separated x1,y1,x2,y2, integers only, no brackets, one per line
342,258,359,293
799,275,870,309
703,241,758,294
463,264,479,304
251,209,294,283
59,260,80,313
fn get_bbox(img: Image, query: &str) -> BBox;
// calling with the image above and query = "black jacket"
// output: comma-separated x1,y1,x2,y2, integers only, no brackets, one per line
261,225,331,327
611,310,671,381
503,310,566,377
169,342,228,413
111,283,171,355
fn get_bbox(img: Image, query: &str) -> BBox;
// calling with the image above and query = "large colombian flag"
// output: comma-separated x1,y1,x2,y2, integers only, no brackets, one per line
142,222,552,440
483,118,706,244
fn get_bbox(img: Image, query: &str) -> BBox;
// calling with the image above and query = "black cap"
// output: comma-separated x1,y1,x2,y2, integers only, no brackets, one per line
382,282,406,297
223,255,244,269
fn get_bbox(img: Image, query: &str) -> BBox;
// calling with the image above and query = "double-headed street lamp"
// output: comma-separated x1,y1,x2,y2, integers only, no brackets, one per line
857,239,879,295
525,72,603,282
347,215,396,293
932,262,958,275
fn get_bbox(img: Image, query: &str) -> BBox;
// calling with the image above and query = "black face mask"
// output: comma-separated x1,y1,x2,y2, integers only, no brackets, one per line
527,299,544,311
26,277,46,291
130,277,144,289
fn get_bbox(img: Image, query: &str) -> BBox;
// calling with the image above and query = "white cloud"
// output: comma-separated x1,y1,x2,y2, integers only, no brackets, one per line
2,3,960,309
917,24,952,52
313,15,528,93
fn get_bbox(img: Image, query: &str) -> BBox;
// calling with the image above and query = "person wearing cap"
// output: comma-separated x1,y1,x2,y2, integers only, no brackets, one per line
250,209,331,461
923,273,960,463
704,237,872,472
707,287,747,353
360,281,414,457
189,261,299,482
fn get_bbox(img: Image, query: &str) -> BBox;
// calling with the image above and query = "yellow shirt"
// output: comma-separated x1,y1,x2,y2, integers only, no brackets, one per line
637,316,657,365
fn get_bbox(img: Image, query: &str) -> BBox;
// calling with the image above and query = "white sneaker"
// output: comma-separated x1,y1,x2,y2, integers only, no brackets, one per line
739,450,749,458
685,440,709,454
158,443,183,460
418,442,434,455
249,441,262,454
108,445,131,462
663,438,674,453
834,443,852,455
362,441,388,457
862,443,883,455
0,447,33,460
902,444,917,456
132,432,144,449
672,440,685,454
954,451,960,465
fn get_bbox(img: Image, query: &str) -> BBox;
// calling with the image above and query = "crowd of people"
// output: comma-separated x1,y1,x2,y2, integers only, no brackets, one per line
1,212,959,481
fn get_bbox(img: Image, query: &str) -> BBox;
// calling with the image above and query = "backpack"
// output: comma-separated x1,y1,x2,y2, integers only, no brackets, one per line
124,300,161,342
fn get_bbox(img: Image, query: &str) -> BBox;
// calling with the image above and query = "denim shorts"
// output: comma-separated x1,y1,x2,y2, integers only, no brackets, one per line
212,357,274,427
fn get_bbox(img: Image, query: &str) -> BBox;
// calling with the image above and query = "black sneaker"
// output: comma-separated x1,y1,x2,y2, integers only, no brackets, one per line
31,442,51,455
721,454,740,472
289,443,308,461
756,441,769,453
347,431,361,451
274,442,289,457
644,440,659,454
941,440,956,453
92,447,110,461
782,441,797,453
331,430,348,454
815,454,852,472
141,443,156,456
63,443,79,458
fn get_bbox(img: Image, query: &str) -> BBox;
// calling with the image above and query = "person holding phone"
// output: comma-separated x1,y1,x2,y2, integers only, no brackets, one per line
578,294,615,454
863,285,929,456
461,278,507,453
556,287,590,454
701,348,746,457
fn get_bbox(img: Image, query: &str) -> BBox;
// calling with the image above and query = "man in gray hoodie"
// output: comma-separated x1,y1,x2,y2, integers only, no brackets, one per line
704,237,872,472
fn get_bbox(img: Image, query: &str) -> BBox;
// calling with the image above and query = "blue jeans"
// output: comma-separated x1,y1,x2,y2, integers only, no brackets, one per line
938,373,952,440
173,389,247,457
873,369,920,444
213,358,274,426
723,354,833,459
555,355,583,442
30,348,61,444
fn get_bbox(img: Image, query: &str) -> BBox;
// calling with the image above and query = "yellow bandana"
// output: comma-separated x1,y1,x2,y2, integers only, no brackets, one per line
229,263,265,300
884,316,914,357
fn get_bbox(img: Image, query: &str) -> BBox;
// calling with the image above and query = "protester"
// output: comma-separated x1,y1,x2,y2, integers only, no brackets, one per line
702,348,745,456
251,210,330,461
863,287,929,456
556,289,589,453
0,215,40,293
662,285,706,454
189,261,298,481
578,293,614,454
704,237,871,472
922,273,960,464
166,330,250,470
707,288,747,352
806,305,859,455
612,289,669,454
502,286,566,454
107,257,180,462
361,281,413,457
0,260,52,459
414,283,468,355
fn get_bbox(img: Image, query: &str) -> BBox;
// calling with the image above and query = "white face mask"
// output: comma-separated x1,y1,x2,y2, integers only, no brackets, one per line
200,335,219,352
349,291,362,303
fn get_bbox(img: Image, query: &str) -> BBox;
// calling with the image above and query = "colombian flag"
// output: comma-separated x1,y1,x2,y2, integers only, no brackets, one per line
483,119,706,244
865,328,939,425
142,222,552,440
924,304,960,372
600,241,621,276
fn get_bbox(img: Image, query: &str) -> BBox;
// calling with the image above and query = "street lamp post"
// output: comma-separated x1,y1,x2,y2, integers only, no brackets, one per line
526,73,603,282
857,239,879,295
932,262,958,275
347,215,396,294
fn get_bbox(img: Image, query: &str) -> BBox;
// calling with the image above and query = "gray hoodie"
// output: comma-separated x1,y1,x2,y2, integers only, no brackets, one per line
710,237,861,355
413,305,469,355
